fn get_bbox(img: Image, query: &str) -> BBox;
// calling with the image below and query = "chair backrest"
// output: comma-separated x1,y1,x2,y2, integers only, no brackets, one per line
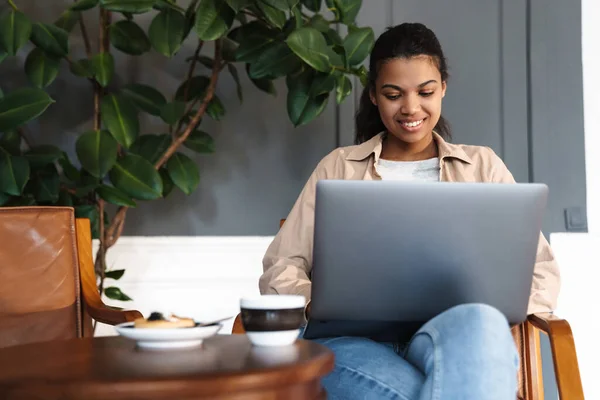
0,207,82,348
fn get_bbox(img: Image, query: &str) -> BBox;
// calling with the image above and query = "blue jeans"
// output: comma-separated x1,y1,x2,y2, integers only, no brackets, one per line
305,303,519,400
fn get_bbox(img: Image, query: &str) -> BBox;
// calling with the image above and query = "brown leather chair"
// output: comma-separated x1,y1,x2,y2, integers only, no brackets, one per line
232,219,584,400
0,206,142,348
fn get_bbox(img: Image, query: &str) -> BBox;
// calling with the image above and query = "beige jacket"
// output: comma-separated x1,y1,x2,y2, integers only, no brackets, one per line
259,132,560,315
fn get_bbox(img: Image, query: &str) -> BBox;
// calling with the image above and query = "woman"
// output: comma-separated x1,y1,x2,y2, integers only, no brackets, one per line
259,23,560,399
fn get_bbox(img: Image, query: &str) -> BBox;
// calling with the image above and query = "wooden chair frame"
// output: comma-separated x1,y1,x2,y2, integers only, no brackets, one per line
76,218,142,334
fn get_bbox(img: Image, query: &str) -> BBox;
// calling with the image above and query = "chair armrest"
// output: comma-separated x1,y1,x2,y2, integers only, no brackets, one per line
232,313,245,334
76,218,143,325
527,313,584,399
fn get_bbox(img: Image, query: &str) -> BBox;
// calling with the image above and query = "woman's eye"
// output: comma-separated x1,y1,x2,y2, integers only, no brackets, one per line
385,94,400,100
420,92,434,97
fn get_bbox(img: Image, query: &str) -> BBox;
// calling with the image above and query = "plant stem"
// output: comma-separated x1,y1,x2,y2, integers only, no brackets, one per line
96,199,106,293
174,39,204,135
164,1,186,13
182,40,204,102
76,5,93,59
94,8,111,294
157,39,222,168
16,127,32,149
103,39,224,250
93,9,110,131
7,0,18,11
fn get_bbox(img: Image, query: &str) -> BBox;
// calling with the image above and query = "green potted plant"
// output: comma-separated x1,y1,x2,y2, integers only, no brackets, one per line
0,0,373,300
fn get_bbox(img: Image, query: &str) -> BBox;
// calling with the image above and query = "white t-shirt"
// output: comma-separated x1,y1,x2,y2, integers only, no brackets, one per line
376,157,440,182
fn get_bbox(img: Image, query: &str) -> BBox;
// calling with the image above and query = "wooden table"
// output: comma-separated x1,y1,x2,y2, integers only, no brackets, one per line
0,335,335,400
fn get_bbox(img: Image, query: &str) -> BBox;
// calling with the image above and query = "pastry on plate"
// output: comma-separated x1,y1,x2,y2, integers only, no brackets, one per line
134,312,196,329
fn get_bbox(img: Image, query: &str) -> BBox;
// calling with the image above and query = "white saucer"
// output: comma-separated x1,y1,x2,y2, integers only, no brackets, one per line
115,321,222,350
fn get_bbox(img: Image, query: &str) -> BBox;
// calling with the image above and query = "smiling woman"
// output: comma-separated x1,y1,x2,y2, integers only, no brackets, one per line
259,22,562,400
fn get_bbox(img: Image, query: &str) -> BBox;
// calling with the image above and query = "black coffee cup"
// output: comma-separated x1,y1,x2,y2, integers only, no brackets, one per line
240,295,305,346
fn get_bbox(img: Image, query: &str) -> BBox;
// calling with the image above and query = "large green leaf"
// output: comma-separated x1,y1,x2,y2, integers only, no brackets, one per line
228,20,273,43
335,74,352,104
243,64,276,96
0,88,54,132
57,190,74,207
0,148,30,196
0,191,10,206
353,64,368,86
183,0,199,40
97,184,136,207
302,0,322,12
310,72,336,96
195,0,235,41
71,0,100,11
109,154,163,200
0,131,21,155
184,130,214,153
261,0,299,10
175,75,210,101
328,0,360,24
235,34,275,63
256,1,286,29
91,52,114,87
324,28,343,48
308,15,329,33
190,55,215,69
287,70,329,126
100,94,139,148
159,168,174,197
24,48,60,89
109,20,151,55
286,27,330,72
225,0,251,12
104,286,132,301
343,26,373,66
0,10,32,56
121,83,167,116
30,164,60,203
130,133,171,164
206,96,225,120
70,58,95,78
105,269,125,280
100,0,157,13
30,23,69,57
167,152,199,195
227,64,243,103
221,36,238,62
249,41,302,79
54,10,80,33
76,130,118,178
58,154,81,182
149,8,185,57
25,145,63,167
160,101,186,125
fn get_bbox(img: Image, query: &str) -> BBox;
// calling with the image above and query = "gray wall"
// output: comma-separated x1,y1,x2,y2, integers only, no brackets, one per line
0,1,586,238
1,2,586,398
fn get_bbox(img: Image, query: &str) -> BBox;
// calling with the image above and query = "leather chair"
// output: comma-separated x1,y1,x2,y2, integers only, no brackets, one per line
0,206,142,348
232,219,584,400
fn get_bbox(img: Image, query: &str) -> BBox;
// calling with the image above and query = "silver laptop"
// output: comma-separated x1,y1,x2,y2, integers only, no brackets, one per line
303,180,548,340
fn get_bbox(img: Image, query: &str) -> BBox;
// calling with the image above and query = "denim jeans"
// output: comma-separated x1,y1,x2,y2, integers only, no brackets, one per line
304,303,519,400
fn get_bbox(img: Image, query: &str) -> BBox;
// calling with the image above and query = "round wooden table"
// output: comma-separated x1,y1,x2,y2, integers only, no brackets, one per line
0,334,334,400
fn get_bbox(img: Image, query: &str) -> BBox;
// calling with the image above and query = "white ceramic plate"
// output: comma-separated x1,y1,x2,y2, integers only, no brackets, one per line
115,321,222,350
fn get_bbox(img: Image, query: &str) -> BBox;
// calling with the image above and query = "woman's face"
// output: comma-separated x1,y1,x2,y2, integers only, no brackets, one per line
370,56,446,146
